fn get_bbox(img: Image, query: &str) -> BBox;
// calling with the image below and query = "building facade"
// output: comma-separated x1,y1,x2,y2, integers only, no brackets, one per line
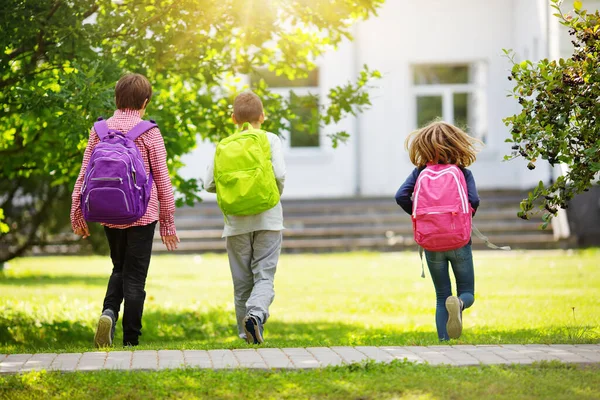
180,0,597,201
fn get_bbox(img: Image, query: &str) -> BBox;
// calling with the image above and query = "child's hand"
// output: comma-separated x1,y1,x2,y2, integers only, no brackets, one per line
162,234,180,251
74,225,90,239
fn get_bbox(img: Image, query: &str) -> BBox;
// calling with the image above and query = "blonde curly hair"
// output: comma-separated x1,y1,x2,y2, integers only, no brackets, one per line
405,121,483,168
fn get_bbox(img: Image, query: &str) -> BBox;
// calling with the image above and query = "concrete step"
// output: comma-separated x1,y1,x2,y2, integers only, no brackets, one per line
173,209,543,230
152,220,551,242
38,191,559,255
176,195,530,218
148,233,560,254
152,191,556,253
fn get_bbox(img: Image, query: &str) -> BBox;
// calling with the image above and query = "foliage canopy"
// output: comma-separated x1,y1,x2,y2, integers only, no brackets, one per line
0,0,383,262
504,0,600,227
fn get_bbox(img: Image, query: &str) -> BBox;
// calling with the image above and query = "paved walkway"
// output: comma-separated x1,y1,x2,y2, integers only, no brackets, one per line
1,344,599,374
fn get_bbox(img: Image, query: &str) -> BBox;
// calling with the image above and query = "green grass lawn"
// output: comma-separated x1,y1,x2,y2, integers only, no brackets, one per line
1,250,599,399
1,250,598,354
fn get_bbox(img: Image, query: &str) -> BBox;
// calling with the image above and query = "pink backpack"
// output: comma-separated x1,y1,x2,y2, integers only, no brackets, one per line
412,164,473,252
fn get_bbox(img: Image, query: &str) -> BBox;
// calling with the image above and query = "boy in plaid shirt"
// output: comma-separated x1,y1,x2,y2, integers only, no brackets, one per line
71,73,179,347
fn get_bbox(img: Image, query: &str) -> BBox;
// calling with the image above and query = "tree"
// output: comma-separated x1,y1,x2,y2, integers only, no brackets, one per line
0,0,383,264
503,0,599,228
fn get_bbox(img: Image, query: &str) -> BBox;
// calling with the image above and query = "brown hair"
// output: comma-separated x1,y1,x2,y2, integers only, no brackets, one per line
233,91,264,124
115,73,152,110
405,121,482,168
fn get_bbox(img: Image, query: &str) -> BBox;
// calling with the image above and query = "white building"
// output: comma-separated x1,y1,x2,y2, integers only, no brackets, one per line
180,0,598,200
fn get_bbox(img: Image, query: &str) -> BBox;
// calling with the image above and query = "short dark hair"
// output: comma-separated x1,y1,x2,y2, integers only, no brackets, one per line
115,73,152,110
233,91,264,123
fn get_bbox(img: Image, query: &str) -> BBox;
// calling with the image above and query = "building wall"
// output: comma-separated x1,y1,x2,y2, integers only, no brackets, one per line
355,0,550,195
179,40,358,200
180,0,572,200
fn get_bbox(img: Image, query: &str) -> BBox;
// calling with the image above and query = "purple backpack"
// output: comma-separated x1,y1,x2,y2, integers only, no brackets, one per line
81,117,157,224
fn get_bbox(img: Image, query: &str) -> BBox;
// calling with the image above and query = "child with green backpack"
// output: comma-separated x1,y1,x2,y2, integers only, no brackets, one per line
204,91,286,344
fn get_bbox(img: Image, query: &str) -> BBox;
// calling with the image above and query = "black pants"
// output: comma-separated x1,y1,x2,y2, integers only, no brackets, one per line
103,221,157,345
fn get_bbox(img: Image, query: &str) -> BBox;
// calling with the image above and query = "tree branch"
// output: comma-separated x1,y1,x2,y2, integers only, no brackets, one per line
83,4,99,19
47,1,63,20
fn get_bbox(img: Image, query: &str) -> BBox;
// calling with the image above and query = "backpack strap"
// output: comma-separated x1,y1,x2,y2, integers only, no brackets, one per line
93,118,110,140
472,225,511,250
418,246,426,279
127,120,158,141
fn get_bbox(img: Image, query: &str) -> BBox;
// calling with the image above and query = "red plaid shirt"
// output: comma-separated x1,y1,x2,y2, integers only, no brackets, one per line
70,109,177,237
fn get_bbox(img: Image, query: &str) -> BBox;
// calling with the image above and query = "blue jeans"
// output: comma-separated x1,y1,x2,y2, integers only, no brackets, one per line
425,244,475,341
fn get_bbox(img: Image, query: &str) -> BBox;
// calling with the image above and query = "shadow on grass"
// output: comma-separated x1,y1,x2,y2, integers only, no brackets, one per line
0,274,108,287
1,307,599,354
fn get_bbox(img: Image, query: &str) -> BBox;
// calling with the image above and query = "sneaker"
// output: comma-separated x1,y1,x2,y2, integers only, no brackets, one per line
243,315,264,345
94,309,116,348
445,296,463,339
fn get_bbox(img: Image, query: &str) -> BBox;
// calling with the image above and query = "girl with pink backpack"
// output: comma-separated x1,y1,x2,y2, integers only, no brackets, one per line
395,121,482,341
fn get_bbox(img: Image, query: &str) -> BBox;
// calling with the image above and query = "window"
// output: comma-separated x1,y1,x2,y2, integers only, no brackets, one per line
412,63,487,143
251,69,320,148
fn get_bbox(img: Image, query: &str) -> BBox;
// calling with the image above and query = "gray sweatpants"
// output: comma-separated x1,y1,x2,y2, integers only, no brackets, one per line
225,230,282,337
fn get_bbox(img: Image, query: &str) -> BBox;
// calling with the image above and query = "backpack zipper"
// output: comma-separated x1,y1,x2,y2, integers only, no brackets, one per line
91,177,123,183
91,149,140,187
88,157,132,189
418,211,458,230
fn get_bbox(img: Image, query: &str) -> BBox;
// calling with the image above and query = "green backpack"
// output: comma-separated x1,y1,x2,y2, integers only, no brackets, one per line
214,126,280,216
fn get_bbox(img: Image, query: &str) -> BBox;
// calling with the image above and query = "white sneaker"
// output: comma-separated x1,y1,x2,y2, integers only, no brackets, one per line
445,296,463,339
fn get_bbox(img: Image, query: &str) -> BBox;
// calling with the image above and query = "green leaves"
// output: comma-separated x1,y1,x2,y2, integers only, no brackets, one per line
0,0,383,261
503,2,600,227
574,1,582,11
0,209,8,234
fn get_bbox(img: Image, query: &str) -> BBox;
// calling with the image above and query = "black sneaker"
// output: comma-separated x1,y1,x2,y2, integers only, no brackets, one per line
445,296,463,339
243,315,264,345
94,309,116,348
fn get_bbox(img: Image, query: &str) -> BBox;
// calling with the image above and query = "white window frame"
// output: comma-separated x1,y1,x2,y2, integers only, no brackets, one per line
267,86,324,154
411,62,488,143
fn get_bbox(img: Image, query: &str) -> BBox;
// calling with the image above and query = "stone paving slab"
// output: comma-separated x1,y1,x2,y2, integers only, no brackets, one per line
331,346,369,364
576,351,600,362
22,354,57,372
208,350,239,369
355,346,395,363
433,349,480,366
233,349,268,369
379,346,424,363
104,351,132,371
409,347,456,366
158,350,186,370
307,347,343,367
77,352,107,372
1,344,599,374
50,353,82,372
574,344,600,350
257,348,294,369
183,350,212,368
1,354,33,374
281,348,319,369
131,350,158,370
